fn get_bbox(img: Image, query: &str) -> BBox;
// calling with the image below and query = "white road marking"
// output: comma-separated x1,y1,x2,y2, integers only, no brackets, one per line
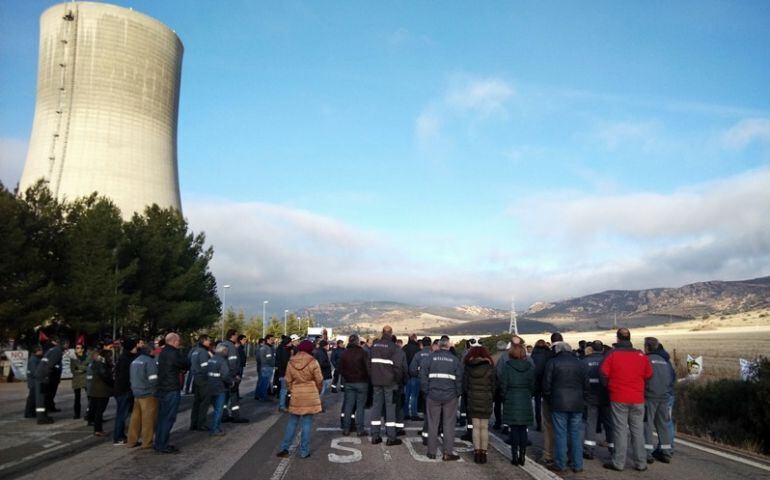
270,446,295,480
380,442,392,461
652,433,770,473
328,438,362,463
488,432,562,480
0,435,93,473
403,437,442,462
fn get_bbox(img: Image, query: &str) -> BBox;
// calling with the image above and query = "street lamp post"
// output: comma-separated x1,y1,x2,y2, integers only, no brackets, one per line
262,300,269,337
221,285,231,340
284,309,289,336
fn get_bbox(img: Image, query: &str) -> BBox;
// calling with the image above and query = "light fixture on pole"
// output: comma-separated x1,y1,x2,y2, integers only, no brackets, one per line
221,285,231,340
262,300,269,337
284,309,289,336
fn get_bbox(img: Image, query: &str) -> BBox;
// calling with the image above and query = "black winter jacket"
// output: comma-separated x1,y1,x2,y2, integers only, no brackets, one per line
582,352,605,406
314,349,333,379
530,346,551,394
369,335,402,386
402,340,420,368
463,358,495,418
339,344,370,384
543,350,588,412
157,345,190,393
114,351,137,396
276,341,292,378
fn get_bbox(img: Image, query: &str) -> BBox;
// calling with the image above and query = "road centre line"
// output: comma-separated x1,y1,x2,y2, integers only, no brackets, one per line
270,446,296,480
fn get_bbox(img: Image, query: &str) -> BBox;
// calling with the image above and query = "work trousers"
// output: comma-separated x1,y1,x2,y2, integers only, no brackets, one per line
370,385,397,441
190,377,210,430
73,388,83,419
584,404,600,455
34,381,48,419
645,398,673,459
394,385,405,430
426,396,458,456
342,382,367,433
610,402,646,471
541,401,554,461
128,396,158,449
471,417,489,450
225,381,241,418
92,397,109,433
25,385,36,418
154,390,180,451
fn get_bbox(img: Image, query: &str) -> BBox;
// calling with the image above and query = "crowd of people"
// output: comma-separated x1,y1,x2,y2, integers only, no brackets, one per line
23,325,676,472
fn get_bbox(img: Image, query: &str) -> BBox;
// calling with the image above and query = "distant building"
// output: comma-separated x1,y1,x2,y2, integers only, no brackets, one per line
307,327,333,340
19,2,183,218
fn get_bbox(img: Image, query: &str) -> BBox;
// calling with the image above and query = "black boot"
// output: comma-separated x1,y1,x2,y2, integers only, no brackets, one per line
474,450,480,463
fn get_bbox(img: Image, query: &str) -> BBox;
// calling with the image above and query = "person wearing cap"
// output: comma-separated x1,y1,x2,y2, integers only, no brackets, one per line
207,343,234,436
276,340,323,458
582,340,608,460
600,328,653,472
128,343,158,449
422,336,463,461
221,329,248,423
34,335,63,424
368,325,404,446
112,338,139,444
643,337,674,464
189,334,212,431
24,345,43,418
543,340,588,474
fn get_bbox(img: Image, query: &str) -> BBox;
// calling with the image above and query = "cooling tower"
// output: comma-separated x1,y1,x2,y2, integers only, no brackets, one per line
19,2,183,218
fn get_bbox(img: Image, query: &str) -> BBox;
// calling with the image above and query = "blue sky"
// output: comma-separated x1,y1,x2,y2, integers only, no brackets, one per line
2,1,770,314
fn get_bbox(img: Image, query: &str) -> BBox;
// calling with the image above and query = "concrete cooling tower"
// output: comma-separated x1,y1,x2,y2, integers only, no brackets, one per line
19,2,183,218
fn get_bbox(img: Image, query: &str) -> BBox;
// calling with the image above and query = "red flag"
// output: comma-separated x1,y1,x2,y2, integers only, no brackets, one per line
38,330,49,342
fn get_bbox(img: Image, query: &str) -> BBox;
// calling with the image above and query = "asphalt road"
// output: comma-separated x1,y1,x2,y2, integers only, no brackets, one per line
1,371,769,480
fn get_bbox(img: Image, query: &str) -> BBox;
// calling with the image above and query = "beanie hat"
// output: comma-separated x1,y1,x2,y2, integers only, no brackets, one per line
298,340,314,354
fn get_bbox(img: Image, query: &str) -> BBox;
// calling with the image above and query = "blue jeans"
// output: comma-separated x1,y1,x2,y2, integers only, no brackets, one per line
279,377,288,409
343,382,367,432
154,390,180,451
551,411,583,471
321,378,332,396
113,393,133,441
405,377,420,417
280,414,313,457
257,367,274,400
210,393,226,433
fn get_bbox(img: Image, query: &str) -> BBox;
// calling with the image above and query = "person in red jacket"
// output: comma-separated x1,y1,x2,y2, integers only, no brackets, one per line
599,328,652,472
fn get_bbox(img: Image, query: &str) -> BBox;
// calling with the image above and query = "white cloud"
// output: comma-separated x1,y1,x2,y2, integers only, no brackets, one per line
444,78,515,117
510,167,770,241
0,137,28,190
414,76,515,148
722,118,770,149
595,121,659,150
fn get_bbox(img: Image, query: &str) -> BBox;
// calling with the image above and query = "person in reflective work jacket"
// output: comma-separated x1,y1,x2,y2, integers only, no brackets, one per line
421,336,463,461
581,340,608,459
207,343,234,435
189,335,212,431
128,345,158,449
34,336,63,424
368,325,404,446
24,346,43,418
643,337,674,464
221,329,248,423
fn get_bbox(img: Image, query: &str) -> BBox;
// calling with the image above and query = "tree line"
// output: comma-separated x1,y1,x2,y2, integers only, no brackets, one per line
0,181,221,346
